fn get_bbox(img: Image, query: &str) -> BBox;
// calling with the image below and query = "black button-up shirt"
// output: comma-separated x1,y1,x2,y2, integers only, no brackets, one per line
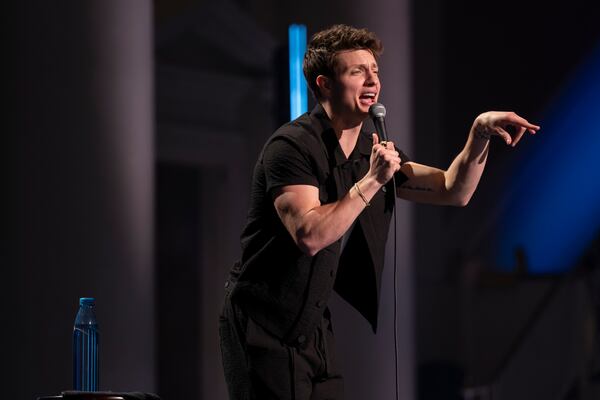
229,104,409,345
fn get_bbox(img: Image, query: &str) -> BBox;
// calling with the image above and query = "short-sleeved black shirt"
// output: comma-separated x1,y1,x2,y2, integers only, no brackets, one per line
229,104,410,346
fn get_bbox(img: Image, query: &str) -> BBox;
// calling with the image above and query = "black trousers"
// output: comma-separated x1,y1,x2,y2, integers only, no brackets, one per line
219,287,344,400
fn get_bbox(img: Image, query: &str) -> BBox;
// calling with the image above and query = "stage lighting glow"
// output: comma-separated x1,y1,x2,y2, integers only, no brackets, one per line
495,44,600,274
289,24,308,120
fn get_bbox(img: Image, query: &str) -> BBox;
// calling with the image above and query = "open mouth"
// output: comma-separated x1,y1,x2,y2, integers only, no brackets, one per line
359,92,377,105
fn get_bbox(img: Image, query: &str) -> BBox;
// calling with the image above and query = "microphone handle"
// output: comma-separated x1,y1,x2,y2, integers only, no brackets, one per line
373,117,388,142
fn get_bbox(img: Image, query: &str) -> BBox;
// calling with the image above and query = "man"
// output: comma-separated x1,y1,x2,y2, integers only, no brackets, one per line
219,24,539,400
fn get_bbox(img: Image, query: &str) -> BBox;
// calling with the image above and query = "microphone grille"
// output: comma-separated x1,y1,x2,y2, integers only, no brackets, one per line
369,103,386,118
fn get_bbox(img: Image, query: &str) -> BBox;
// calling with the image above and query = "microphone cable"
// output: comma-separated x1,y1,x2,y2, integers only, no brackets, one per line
391,173,399,400
370,103,401,400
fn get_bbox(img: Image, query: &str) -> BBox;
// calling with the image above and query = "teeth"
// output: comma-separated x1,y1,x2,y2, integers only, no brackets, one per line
363,93,375,98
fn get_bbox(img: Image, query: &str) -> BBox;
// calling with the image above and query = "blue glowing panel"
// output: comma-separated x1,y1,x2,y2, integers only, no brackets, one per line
289,24,308,120
495,44,600,273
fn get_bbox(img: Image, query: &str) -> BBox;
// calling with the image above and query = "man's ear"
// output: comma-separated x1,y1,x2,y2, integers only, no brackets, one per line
315,75,332,98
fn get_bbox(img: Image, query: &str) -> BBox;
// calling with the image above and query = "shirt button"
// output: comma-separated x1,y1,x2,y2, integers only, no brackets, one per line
297,335,306,344
316,300,324,308
382,186,387,192
224,281,230,288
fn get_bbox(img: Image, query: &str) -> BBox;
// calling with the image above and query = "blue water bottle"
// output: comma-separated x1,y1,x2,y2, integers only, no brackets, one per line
73,297,99,391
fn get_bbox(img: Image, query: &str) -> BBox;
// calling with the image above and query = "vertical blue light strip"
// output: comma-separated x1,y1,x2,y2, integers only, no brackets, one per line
289,24,308,120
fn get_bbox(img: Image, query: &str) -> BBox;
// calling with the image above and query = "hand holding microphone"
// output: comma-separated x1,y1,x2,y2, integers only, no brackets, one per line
369,103,409,186
367,103,402,185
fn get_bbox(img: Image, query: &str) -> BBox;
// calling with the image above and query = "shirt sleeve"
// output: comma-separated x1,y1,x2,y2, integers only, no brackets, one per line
398,149,411,165
262,137,319,193
394,149,411,185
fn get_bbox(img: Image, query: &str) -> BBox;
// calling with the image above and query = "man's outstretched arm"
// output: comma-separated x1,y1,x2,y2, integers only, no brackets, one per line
396,111,540,206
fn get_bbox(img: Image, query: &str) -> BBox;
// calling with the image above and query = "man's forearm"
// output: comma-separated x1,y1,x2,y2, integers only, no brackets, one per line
295,176,382,256
443,129,490,206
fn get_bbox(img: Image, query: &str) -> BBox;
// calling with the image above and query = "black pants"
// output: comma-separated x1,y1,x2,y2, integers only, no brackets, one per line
219,289,344,400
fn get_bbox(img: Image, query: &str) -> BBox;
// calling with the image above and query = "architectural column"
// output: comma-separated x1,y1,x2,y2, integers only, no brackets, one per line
9,1,155,398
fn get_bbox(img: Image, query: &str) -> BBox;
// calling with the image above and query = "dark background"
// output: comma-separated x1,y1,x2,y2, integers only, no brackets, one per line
7,0,600,399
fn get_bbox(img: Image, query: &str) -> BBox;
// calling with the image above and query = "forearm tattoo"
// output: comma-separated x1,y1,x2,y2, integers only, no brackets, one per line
400,184,434,192
474,126,491,141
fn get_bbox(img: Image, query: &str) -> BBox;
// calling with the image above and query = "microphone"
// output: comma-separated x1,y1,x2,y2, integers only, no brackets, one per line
369,103,388,142
368,102,410,187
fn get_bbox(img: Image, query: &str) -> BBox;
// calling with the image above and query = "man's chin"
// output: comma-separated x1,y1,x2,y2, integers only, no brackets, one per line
356,106,370,118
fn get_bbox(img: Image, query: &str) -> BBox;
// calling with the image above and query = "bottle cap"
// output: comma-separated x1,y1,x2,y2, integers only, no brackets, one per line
79,297,96,306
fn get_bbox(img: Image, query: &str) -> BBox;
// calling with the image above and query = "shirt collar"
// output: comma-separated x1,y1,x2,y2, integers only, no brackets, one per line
310,104,372,166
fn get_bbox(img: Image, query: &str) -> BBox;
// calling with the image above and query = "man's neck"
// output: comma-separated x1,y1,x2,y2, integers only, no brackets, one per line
321,102,364,157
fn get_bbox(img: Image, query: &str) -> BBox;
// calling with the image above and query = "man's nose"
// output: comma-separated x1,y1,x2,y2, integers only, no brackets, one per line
365,72,378,85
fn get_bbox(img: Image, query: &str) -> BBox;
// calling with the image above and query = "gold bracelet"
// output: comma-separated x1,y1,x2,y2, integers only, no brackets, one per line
354,182,370,207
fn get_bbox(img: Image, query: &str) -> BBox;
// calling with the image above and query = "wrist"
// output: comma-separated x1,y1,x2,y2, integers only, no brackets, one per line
473,124,491,141
357,175,383,199
353,182,370,206
472,118,492,141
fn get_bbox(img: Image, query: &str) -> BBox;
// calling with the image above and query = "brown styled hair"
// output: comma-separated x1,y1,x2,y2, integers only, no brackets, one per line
303,24,383,100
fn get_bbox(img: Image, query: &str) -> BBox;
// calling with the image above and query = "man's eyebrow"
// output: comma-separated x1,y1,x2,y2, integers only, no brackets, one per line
346,62,379,70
